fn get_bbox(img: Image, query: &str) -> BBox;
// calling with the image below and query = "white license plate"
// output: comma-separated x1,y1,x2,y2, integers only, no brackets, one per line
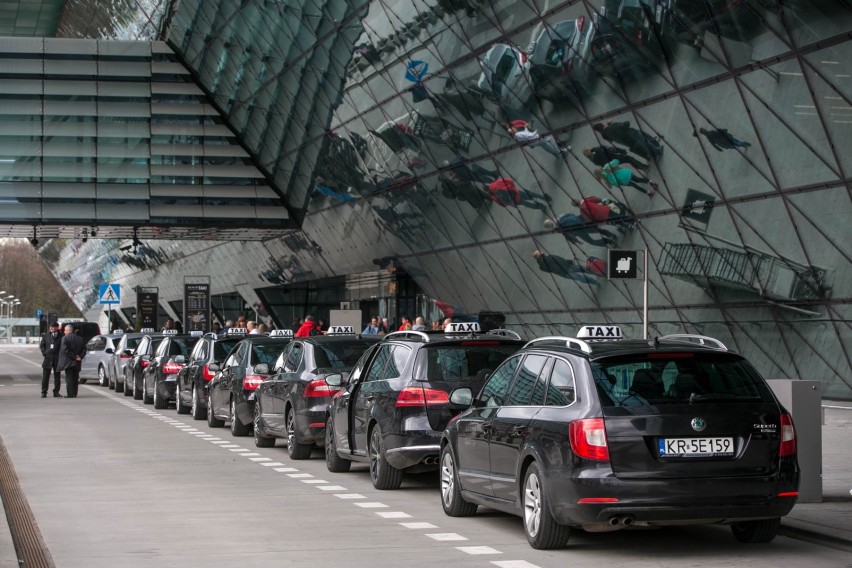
659,437,734,457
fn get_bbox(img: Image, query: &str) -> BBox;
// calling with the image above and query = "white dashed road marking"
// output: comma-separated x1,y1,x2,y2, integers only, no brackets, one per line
376,512,411,519
492,561,541,568
425,533,467,541
399,522,437,529
457,546,501,555
334,493,364,499
354,502,388,509
317,485,347,491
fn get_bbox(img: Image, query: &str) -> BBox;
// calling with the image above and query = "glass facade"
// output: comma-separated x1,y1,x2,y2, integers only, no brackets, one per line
22,0,852,398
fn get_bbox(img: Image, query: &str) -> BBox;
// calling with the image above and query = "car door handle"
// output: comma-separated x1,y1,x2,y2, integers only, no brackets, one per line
512,425,528,436
481,424,492,434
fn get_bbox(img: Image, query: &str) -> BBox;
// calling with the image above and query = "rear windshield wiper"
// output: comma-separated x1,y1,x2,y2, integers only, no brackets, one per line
689,393,762,403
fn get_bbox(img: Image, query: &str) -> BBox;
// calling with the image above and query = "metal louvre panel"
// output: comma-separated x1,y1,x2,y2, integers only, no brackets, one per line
149,144,249,158
151,103,216,115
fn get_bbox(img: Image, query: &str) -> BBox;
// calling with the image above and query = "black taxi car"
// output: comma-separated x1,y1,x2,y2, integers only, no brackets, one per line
175,329,245,419
141,331,203,409
439,326,799,549
207,332,293,437
122,330,166,399
324,323,524,489
252,326,381,457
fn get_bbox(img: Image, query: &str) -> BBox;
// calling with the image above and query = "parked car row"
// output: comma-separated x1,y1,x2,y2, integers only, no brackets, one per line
477,0,776,111
89,323,800,550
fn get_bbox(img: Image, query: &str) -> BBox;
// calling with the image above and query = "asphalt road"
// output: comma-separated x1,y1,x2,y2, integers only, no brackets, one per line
1,344,849,568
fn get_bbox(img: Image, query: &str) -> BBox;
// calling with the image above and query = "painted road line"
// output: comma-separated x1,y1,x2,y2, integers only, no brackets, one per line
492,561,541,568
273,467,299,472
317,485,347,491
376,512,411,519
457,546,501,555
333,493,364,499
287,473,313,478
425,533,467,541
400,522,437,529
259,462,286,467
354,502,388,509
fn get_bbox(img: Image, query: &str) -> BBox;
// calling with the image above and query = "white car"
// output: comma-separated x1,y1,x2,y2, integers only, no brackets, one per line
477,43,533,112
80,333,124,386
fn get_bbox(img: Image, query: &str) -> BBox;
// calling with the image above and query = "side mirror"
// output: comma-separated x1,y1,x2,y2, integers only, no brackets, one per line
325,373,343,387
174,355,186,365
122,349,133,357
105,348,114,354
141,354,151,362
449,387,473,407
254,363,269,375
208,362,220,373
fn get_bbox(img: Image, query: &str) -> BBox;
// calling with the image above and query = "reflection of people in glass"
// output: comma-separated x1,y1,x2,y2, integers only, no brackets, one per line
544,214,618,247
693,128,752,151
595,160,658,197
583,146,648,171
505,120,569,157
443,157,499,185
487,178,551,211
532,250,599,284
593,121,662,161
571,196,636,233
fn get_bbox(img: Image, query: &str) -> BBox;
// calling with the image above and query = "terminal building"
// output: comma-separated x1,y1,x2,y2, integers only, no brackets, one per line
0,1,848,398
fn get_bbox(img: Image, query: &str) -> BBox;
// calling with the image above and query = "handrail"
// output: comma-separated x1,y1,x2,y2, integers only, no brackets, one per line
523,336,592,354
659,334,727,351
383,330,430,342
487,328,522,340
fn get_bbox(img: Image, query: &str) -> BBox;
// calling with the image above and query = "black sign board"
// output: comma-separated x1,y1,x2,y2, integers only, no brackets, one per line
682,188,716,224
184,283,211,333
136,288,158,330
608,250,639,279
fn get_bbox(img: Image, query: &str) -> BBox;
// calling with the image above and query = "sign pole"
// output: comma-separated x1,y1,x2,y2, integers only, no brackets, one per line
643,248,649,340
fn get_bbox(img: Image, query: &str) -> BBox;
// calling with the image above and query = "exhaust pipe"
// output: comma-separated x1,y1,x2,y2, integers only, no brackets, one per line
423,456,439,465
606,515,634,528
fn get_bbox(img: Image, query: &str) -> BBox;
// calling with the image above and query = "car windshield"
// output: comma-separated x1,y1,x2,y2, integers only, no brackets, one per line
314,341,375,369
213,339,240,361
494,51,516,81
250,342,289,366
415,344,519,383
125,337,141,350
592,352,775,407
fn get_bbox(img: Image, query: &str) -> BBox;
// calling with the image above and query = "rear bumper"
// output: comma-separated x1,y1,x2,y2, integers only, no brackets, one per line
296,403,329,446
384,444,441,469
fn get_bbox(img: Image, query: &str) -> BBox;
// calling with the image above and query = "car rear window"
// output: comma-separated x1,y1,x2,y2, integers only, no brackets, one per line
170,338,200,356
592,352,776,407
314,341,375,369
251,342,289,366
125,337,142,350
415,343,519,383
214,339,240,361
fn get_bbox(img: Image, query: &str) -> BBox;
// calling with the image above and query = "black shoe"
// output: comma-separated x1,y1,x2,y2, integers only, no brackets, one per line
41,393,47,398
53,393,62,398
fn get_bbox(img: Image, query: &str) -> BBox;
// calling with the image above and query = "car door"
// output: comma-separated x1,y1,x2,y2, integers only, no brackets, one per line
350,344,398,455
454,355,521,496
332,344,379,454
215,345,243,416
271,343,304,432
489,354,550,502
81,336,105,378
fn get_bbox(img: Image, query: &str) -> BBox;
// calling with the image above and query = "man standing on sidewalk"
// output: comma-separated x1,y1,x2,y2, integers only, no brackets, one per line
39,321,63,398
57,324,86,398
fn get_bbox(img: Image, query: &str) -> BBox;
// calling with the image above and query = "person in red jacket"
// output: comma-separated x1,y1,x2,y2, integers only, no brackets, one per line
487,178,550,211
295,315,317,338
572,196,636,233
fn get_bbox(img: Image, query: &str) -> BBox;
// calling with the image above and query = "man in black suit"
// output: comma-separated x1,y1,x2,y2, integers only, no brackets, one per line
58,324,86,398
39,321,63,398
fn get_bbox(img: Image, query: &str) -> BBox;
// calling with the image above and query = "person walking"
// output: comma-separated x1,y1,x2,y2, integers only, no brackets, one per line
543,214,618,247
487,177,551,211
532,250,599,284
247,321,259,335
295,315,318,338
583,146,648,171
572,195,637,233
593,121,662,161
694,127,751,151
411,317,427,331
505,120,570,157
398,316,413,331
39,321,63,398
595,159,658,197
58,324,86,398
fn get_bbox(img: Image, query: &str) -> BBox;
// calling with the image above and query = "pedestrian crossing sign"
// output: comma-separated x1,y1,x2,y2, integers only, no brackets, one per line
99,283,121,304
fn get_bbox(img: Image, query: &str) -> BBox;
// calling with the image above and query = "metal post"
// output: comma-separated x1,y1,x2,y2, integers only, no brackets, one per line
643,248,649,340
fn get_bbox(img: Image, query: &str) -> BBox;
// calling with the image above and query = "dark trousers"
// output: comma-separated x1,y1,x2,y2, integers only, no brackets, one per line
41,366,61,395
65,366,80,397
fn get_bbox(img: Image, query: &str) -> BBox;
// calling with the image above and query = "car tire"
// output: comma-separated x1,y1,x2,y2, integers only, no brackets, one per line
325,416,350,473
286,406,312,460
369,425,403,490
440,444,476,517
731,518,780,543
142,379,153,404
522,463,570,549
124,376,133,397
191,384,205,421
153,381,168,409
176,385,190,414
230,397,250,437
98,366,108,387
133,377,142,400
207,394,224,428
253,404,275,448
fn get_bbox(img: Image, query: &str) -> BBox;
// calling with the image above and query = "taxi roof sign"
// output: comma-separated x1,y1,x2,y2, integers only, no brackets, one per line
445,322,480,334
327,325,354,335
227,327,247,336
140,328,155,333
190,330,204,337
269,329,293,338
577,325,623,341
163,329,179,335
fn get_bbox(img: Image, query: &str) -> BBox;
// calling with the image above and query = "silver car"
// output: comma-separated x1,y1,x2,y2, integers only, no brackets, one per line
528,17,597,103
80,333,124,386
107,332,145,391
477,43,533,112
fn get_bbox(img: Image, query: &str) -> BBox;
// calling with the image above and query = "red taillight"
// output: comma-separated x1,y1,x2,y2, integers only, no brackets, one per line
162,362,184,374
777,491,798,498
120,353,132,359
140,360,150,368
779,413,796,457
304,378,341,398
396,386,450,407
569,418,609,461
577,497,619,503
202,364,215,381
520,51,528,64
243,375,264,391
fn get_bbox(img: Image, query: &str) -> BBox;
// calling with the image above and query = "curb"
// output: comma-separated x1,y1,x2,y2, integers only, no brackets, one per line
780,521,852,552
0,493,19,568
